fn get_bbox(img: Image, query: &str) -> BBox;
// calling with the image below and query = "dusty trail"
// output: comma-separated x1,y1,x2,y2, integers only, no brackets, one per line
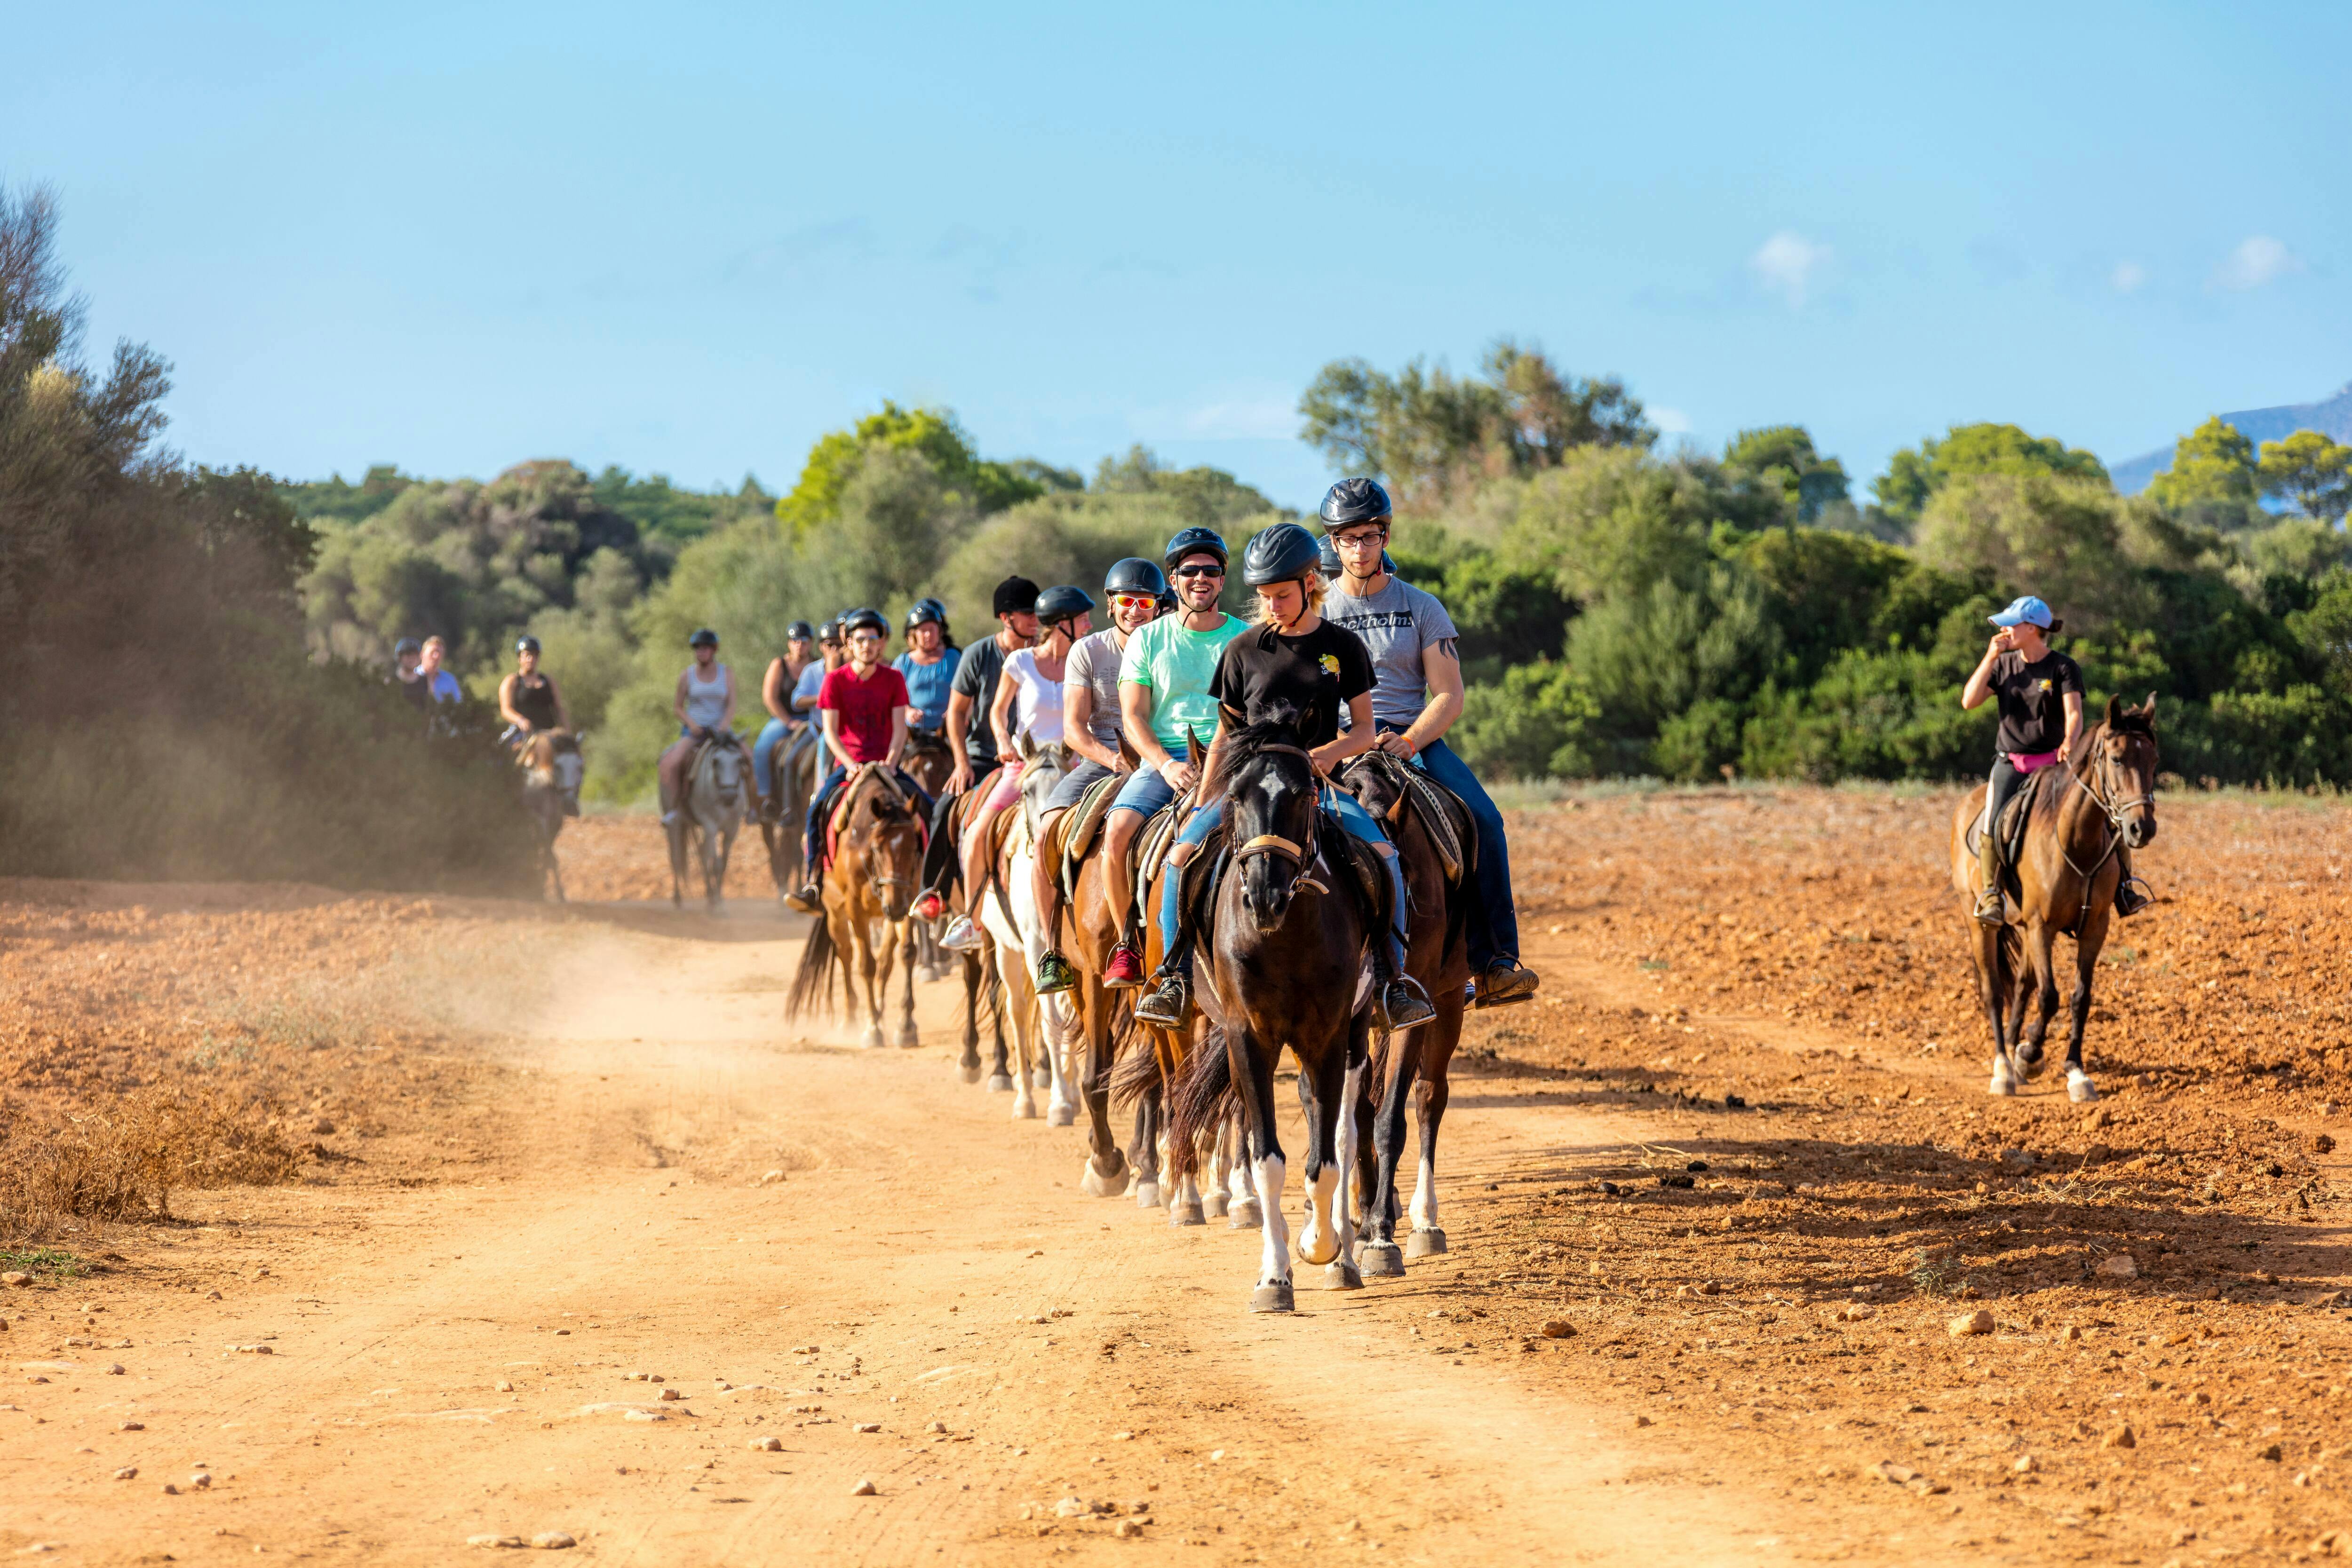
4,901,1890,1567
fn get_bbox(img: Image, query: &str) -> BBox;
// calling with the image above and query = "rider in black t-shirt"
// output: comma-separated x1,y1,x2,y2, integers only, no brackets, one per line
1960,594,2148,922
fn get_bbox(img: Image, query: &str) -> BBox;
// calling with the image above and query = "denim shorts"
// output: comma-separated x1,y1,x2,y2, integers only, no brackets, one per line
1044,758,1117,813
1110,767,1177,818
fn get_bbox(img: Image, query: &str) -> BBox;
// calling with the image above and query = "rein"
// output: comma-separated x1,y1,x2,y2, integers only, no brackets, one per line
2054,733,2154,889
1229,744,1332,899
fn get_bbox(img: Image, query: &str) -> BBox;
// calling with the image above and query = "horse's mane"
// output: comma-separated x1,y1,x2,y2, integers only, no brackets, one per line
1224,706,1312,775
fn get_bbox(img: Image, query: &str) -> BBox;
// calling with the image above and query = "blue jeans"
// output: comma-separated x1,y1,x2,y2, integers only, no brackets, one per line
1415,738,1518,970
1160,787,1408,976
802,764,935,875
752,717,798,798
1110,766,1178,820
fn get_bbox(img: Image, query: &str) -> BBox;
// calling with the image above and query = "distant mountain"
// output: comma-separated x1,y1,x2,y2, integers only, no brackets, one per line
2111,382,2352,494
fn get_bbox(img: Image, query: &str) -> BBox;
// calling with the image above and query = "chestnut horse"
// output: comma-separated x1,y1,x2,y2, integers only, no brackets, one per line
1947,695,2159,1103
785,765,926,1048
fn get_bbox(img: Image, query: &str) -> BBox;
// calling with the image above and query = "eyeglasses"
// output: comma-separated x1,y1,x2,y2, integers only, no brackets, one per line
1331,531,1386,550
1172,564,1225,580
1110,593,1158,611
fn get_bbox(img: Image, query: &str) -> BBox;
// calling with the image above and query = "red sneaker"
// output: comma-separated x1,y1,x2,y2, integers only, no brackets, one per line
911,890,945,922
1104,943,1145,988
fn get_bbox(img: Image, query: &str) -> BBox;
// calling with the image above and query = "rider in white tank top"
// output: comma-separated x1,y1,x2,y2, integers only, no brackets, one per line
999,648,1065,745
684,663,730,732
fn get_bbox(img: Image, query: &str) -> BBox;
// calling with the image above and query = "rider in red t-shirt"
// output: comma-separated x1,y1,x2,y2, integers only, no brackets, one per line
784,607,935,913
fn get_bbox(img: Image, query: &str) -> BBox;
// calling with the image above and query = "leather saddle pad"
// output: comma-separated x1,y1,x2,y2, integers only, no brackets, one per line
1965,770,2050,867
1133,803,1183,908
1059,769,1126,866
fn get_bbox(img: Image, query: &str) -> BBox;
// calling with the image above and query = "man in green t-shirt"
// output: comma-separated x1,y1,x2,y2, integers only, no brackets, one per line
1096,526,1247,986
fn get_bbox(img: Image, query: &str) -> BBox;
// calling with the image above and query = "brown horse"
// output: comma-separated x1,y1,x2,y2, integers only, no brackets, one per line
899,729,958,982
1947,695,2160,1103
1339,751,1473,1275
516,732,584,902
1167,711,1372,1312
937,779,1016,1090
786,766,926,1049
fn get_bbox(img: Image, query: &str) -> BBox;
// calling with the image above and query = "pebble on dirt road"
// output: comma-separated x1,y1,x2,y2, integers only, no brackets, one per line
749,1435,783,1451
851,1479,876,1497
1946,1310,1994,1337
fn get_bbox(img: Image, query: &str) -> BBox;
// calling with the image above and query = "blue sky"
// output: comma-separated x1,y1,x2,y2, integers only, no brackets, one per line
8,2,2347,510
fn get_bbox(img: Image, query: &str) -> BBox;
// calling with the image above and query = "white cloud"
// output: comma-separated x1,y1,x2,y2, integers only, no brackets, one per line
2110,261,2146,293
2213,235,2302,291
1749,230,1831,307
1648,406,1692,436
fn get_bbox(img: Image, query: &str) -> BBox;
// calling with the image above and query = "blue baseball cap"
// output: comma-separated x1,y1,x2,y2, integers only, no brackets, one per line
1988,595,2053,629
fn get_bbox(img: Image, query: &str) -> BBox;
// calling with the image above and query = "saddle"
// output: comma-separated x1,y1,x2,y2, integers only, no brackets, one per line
1059,770,1126,868
1964,768,2055,871
1351,753,1474,887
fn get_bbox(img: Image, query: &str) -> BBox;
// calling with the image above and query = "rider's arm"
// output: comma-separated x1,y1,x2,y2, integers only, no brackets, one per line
549,677,573,732
1062,679,1118,770
988,665,1020,759
822,708,859,774
1961,637,2007,710
498,673,527,729
1123,680,1171,773
1389,641,1465,756
672,669,691,726
946,691,976,763
886,707,909,770
1314,693,1377,774
763,659,790,721
2061,689,2085,754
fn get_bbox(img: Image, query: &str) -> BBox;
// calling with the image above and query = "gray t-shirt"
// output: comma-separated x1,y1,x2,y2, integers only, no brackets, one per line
1064,628,1127,749
951,636,1009,767
1321,577,1459,732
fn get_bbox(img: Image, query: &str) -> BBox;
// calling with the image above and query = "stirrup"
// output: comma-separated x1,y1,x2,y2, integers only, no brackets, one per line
1374,976,1437,1035
1035,950,1079,995
939,915,985,952
2114,876,2153,918
1472,961,1539,1010
1134,972,1191,1028
783,885,820,915
1972,885,2005,926
1104,941,1146,989
910,889,945,922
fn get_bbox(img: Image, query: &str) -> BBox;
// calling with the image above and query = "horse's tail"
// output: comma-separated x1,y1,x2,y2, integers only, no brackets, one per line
1107,1007,1160,1113
786,912,838,1022
1165,1024,1233,1180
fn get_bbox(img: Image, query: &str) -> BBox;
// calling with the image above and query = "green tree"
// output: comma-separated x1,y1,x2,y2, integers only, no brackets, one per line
2147,416,2260,522
775,402,1041,533
1722,425,1851,523
1298,338,1651,509
1872,423,2110,530
1912,473,2147,629
2256,429,2352,523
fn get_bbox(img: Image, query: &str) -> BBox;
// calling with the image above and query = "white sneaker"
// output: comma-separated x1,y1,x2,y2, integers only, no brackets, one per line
938,916,985,952
660,810,679,827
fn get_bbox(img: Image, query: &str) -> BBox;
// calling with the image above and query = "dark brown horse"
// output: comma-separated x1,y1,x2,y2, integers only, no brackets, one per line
937,780,1013,1089
1339,751,1473,1274
516,731,583,903
899,729,958,982
786,766,926,1048
1947,695,2160,1103
1167,711,1371,1313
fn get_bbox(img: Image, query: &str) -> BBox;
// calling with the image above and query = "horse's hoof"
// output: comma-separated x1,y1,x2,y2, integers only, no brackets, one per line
895,1028,920,1049
1405,1228,1448,1259
2020,1044,2050,1080
860,1027,884,1049
1014,1100,1039,1121
918,965,941,984
1229,1199,1263,1230
1133,1180,1161,1210
1203,1192,1230,1220
986,1073,1014,1093
1319,1261,1365,1291
1048,1101,1076,1128
1359,1242,1406,1279
1081,1162,1128,1198
2068,1070,2100,1104
1249,1282,1295,1314
1988,1069,2018,1097
958,1061,983,1085
1170,1201,1206,1227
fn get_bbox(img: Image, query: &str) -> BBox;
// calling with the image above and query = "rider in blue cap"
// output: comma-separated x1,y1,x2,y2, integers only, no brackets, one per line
1960,594,2149,922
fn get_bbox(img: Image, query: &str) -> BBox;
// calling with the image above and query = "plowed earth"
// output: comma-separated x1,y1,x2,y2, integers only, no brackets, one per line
3,788,2351,1566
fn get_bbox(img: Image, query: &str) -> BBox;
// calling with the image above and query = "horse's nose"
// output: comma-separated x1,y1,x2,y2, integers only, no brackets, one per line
2128,817,2155,848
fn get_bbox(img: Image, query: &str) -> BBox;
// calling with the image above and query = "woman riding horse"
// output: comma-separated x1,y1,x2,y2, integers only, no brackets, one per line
498,636,573,745
658,628,737,827
1132,521,1437,1037
1960,594,2150,923
753,619,819,816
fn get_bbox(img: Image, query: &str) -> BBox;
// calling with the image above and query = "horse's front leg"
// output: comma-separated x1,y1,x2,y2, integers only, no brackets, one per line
667,822,687,908
1360,1031,1415,1277
957,954,984,1084
1406,1058,1454,1259
1224,1103,1259,1228
1076,987,1128,1196
1297,1029,1362,1288
892,921,920,1047
1007,962,1041,1122
1129,1075,1163,1211
2066,902,2113,1103
1232,1025,1293,1312
855,922,885,1049
2019,920,2061,1072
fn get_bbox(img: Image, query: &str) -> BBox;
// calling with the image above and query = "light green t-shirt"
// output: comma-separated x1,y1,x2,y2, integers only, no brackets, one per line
1119,612,1247,754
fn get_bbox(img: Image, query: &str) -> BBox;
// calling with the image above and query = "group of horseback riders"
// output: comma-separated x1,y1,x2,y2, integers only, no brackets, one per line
691,478,1547,1031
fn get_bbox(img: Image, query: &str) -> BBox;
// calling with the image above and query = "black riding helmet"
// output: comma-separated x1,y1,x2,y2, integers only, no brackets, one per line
1319,476,1393,529
1162,525,1228,573
1103,557,1168,599
689,627,719,648
992,576,1040,617
841,607,888,637
1157,587,1180,613
817,618,843,644
786,620,816,642
1035,585,1095,629
516,635,541,655
393,637,421,658
1241,521,1322,587
905,600,946,631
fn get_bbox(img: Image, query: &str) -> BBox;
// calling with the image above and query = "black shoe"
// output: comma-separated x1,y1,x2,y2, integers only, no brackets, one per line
2114,877,2152,918
1134,972,1191,1028
1374,977,1437,1035
783,884,821,915
1472,961,1539,1010
1972,886,2005,926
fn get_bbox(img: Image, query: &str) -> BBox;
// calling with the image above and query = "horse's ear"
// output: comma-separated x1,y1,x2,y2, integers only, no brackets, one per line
2142,691,2159,722
2103,693,2120,727
1184,726,1204,767
1017,730,1035,761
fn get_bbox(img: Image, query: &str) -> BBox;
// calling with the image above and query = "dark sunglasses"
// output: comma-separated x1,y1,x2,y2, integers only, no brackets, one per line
1172,564,1225,580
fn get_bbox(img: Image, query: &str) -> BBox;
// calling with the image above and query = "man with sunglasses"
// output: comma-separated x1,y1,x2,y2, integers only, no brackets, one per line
1096,528,1246,984
1030,558,1166,992
1319,478,1541,1010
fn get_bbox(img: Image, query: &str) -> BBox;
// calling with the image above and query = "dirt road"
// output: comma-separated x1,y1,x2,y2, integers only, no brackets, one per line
4,900,1881,1567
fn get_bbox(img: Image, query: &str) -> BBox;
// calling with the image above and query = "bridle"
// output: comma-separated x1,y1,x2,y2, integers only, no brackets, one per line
1230,743,1331,901
2058,727,2155,885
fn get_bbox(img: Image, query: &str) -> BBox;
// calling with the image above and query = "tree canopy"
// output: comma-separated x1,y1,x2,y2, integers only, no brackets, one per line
774,402,1042,533
1870,422,2110,530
